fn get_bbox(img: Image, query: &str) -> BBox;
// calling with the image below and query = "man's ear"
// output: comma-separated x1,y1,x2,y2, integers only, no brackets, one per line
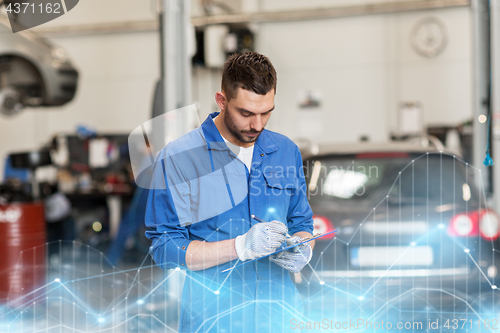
215,91,226,111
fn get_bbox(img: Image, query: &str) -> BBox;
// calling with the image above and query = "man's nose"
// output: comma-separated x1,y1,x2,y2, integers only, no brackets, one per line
250,115,264,132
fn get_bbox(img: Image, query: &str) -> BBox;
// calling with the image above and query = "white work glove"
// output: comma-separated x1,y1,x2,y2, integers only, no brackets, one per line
269,236,313,273
234,221,288,261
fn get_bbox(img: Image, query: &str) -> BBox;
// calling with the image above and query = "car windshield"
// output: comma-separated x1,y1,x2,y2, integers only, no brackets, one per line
305,153,476,208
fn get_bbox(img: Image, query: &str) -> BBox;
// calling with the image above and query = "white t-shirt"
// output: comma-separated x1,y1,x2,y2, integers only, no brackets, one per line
223,136,254,172
212,116,254,172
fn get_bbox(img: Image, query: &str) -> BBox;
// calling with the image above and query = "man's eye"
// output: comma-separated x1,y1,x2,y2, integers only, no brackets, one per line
241,113,251,117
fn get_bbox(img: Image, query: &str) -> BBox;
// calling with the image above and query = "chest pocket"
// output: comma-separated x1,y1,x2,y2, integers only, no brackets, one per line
263,172,298,191
262,171,298,222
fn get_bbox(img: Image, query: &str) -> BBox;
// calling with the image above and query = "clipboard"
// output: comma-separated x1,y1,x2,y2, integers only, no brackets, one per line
221,230,337,273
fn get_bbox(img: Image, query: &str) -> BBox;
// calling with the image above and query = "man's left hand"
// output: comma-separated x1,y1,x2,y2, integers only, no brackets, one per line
269,236,312,273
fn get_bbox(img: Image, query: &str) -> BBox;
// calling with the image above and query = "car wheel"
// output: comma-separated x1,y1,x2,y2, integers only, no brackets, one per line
0,87,24,116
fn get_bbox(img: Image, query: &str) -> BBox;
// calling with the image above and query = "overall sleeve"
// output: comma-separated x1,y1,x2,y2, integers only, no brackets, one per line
286,145,314,236
144,150,193,270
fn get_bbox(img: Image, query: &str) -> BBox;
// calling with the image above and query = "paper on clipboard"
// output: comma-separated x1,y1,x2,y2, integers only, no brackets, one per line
221,230,337,273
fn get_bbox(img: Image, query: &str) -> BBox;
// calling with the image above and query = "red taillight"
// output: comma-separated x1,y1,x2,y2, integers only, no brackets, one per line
447,209,500,240
312,215,336,239
479,210,500,240
448,211,479,237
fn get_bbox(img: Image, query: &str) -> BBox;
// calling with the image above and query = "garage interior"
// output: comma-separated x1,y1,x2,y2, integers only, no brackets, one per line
1,0,500,331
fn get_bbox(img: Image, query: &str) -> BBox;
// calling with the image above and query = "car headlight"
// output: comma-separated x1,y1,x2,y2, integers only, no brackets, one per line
51,47,67,64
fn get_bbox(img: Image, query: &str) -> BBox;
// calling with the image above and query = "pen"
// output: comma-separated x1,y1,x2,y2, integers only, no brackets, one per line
250,214,266,223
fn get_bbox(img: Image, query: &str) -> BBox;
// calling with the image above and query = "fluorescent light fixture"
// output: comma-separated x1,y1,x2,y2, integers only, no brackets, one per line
462,183,471,202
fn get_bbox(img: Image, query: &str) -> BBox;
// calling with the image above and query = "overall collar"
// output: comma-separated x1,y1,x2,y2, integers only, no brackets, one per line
201,112,279,155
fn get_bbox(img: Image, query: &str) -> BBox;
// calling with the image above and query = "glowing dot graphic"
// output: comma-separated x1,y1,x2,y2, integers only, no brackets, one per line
137,299,145,305
214,290,220,295
267,207,276,214
358,296,364,301
492,285,498,290
175,267,181,271
93,221,102,232
319,281,325,285
478,114,487,123
410,241,416,246
438,223,445,229
98,317,105,323
464,249,470,253
54,278,60,283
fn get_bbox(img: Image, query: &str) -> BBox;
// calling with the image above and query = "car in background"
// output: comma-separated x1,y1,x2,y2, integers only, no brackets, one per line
298,139,500,300
0,11,78,116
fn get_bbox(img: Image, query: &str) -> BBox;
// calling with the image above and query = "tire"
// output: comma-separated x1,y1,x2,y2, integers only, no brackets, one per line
0,87,24,116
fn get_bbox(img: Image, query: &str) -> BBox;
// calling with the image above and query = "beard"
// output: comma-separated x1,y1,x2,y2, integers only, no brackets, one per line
223,106,263,144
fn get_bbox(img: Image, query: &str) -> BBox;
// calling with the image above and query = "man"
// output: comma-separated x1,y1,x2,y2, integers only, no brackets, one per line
145,52,315,333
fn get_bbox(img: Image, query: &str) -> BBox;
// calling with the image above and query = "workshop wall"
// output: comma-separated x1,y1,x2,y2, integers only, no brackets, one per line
258,7,472,143
0,0,473,179
194,5,473,144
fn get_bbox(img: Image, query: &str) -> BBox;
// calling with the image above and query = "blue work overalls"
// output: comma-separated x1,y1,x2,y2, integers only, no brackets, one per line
145,112,314,333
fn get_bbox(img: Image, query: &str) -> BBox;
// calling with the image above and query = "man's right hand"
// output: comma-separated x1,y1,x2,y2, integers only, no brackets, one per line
234,221,288,261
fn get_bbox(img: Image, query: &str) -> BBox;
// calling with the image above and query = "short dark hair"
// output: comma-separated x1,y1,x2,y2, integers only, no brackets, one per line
221,52,277,101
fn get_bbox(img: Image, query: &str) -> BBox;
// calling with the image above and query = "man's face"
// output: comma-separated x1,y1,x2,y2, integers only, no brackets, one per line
222,88,275,145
